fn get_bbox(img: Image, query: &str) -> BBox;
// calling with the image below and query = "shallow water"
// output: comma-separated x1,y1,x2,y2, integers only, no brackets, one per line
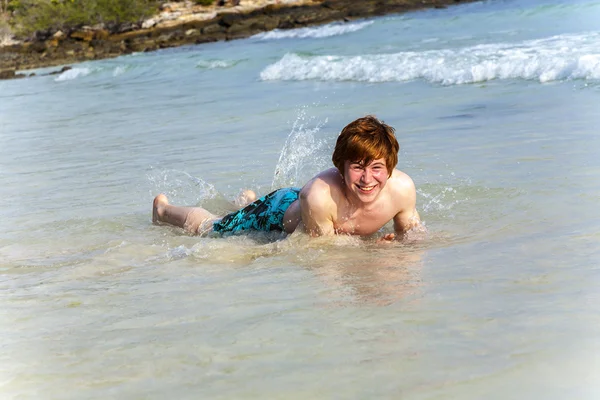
2,0,600,398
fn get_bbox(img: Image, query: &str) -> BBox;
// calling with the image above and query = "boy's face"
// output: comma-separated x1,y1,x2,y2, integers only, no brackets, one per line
343,158,389,204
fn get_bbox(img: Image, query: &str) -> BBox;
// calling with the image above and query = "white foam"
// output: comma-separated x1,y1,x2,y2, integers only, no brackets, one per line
254,20,373,40
112,65,127,77
260,32,600,85
54,67,91,82
195,59,239,69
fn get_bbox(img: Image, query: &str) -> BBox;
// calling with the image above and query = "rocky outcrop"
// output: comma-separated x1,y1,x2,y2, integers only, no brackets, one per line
0,65,72,80
0,0,479,76
0,68,26,79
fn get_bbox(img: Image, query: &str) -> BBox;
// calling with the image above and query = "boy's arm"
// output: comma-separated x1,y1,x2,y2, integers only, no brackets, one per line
299,184,335,237
394,174,424,235
393,207,423,236
383,175,426,242
379,208,424,243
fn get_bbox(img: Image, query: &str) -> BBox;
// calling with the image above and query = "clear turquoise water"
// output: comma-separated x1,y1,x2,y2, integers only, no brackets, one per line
1,0,600,398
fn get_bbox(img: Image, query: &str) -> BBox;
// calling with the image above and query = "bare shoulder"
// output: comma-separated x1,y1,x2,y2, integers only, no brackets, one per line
300,168,343,202
298,168,341,235
386,169,417,214
387,169,417,195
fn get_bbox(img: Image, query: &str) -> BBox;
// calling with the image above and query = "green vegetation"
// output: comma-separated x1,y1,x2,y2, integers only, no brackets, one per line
8,0,160,37
0,0,10,13
193,0,215,5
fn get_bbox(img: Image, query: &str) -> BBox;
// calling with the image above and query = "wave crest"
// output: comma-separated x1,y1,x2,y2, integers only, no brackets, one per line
196,59,242,69
254,21,373,40
260,32,600,85
54,67,91,82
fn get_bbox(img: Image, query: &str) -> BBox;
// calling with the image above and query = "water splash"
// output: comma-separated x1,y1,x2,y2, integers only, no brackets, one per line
416,169,475,220
419,186,462,215
271,109,330,189
146,167,218,205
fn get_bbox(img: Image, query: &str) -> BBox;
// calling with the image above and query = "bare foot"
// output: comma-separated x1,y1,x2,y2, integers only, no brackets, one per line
152,194,169,224
234,189,257,208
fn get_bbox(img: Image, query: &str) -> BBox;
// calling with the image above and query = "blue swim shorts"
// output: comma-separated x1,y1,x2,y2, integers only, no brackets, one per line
213,187,301,234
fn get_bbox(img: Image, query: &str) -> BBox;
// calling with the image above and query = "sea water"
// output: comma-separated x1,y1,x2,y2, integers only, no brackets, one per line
1,0,600,398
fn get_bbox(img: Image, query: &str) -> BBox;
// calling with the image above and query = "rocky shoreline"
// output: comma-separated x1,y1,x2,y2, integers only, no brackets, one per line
0,0,479,79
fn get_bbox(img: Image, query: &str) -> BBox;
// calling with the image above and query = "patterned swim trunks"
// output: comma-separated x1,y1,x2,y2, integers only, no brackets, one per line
213,187,301,234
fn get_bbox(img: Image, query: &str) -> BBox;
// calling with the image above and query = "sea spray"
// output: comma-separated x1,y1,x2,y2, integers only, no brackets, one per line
419,186,462,216
271,109,332,190
145,167,241,214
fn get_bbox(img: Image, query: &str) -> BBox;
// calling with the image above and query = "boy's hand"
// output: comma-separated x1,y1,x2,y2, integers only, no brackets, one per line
378,233,396,244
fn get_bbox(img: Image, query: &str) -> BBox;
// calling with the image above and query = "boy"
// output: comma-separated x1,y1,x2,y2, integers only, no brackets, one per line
152,115,423,240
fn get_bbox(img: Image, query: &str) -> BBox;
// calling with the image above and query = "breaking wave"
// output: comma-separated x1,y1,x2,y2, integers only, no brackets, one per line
195,59,244,69
253,20,374,40
54,67,92,82
260,31,600,85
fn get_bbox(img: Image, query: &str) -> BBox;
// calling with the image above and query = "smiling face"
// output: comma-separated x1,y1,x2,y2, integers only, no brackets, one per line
332,116,399,183
343,158,390,204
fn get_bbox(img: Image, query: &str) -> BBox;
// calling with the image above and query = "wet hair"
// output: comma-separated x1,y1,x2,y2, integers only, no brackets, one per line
332,115,399,177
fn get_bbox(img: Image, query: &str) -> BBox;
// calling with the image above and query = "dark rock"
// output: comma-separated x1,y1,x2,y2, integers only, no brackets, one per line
0,69,16,79
94,29,110,40
219,12,242,28
0,69,26,80
106,22,139,34
321,1,342,10
262,16,280,31
278,18,296,30
48,66,72,75
30,41,47,53
70,30,95,42
156,32,176,44
34,30,53,41
118,22,139,33
202,23,226,35
105,22,120,34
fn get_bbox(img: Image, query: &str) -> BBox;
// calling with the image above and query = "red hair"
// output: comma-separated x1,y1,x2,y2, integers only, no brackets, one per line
332,115,399,177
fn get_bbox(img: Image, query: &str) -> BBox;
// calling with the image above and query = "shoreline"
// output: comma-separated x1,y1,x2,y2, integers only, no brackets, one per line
0,0,479,79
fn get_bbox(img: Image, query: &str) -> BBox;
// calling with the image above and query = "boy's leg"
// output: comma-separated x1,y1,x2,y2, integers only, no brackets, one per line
152,194,218,234
234,189,257,208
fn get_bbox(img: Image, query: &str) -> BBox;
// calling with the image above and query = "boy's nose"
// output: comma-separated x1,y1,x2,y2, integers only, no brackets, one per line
361,169,372,182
